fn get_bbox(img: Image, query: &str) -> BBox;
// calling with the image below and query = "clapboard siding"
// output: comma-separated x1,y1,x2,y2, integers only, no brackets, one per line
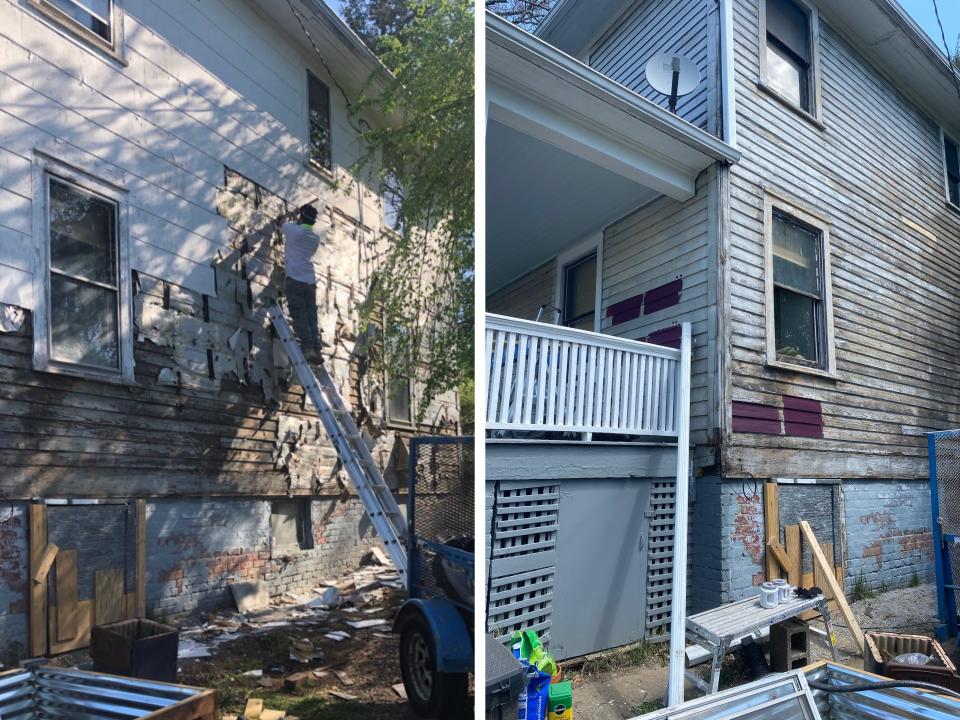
0,0,383,300
602,170,718,462
589,0,712,131
487,260,557,322
724,0,960,479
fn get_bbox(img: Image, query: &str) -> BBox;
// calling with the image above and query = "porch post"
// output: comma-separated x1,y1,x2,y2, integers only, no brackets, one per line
667,322,692,706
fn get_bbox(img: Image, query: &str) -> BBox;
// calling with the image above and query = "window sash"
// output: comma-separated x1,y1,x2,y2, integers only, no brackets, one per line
945,136,960,207
387,376,413,424
42,0,112,43
307,71,332,170
563,253,597,330
765,36,810,110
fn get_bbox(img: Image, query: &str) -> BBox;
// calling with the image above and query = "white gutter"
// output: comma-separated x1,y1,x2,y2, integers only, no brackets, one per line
667,323,693,706
719,0,737,148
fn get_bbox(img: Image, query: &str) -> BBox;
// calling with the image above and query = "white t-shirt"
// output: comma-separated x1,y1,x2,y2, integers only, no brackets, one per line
281,222,321,284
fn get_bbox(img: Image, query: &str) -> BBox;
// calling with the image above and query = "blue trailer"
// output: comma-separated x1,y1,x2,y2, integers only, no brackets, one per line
394,436,474,717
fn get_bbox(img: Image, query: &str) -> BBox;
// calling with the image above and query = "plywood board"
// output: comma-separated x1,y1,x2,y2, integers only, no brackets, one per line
229,581,269,612
784,524,802,586
29,504,47,656
95,568,126,626
56,549,78,641
48,599,92,654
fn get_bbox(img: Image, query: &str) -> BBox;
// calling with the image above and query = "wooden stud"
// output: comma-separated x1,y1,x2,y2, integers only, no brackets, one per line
32,543,59,583
55,549,78,641
766,539,790,574
784,524,802,586
763,482,780,580
136,499,146,618
29,503,47,657
95,568,125,626
799,520,865,654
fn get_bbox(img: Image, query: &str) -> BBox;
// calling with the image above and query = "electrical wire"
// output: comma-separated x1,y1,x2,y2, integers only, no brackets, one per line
809,678,960,701
932,0,960,103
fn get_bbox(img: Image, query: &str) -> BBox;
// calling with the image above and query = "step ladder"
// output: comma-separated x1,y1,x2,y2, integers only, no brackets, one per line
267,301,408,583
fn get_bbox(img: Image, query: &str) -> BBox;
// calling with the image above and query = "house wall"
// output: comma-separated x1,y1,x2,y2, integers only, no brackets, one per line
724,0,960,480
486,260,556,323
589,0,714,132
601,169,719,466
0,0,457,655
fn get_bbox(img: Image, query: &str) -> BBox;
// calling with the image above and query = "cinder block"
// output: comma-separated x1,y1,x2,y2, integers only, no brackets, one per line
770,619,809,672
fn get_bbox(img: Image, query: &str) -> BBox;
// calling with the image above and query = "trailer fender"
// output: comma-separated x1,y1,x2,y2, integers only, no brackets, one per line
393,598,473,673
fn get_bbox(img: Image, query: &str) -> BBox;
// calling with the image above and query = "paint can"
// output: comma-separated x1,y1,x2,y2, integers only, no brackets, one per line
771,578,790,603
759,582,779,609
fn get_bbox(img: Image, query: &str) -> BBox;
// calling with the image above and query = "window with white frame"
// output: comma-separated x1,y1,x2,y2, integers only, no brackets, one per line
308,71,332,171
762,0,816,114
32,0,121,54
562,253,598,331
944,133,960,208
764,193,835,374
33,156,132,382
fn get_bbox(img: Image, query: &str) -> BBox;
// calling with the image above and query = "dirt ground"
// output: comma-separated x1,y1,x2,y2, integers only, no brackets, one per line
46,567,472,720
567,583,952,720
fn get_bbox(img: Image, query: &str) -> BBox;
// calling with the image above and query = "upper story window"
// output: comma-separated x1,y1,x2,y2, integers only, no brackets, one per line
31,0,122,56
308,71,332,171
32,152,133,382
944,134,960,208
762,0,816,115
562,253,597,331
764,191,835,377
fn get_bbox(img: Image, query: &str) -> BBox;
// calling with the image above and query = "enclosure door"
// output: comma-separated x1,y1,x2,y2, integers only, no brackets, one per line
550,478,651,660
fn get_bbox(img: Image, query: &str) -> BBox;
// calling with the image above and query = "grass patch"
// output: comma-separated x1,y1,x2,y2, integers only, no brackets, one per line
632,699,664,714
910,571,920,587
571,642,667,677
851,570,874,602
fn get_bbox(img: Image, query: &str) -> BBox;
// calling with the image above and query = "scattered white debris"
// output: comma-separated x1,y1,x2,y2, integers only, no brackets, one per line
242,669,264,677
345,619,390,630
0,305,24,333
178,638,212,659
324,631,351,642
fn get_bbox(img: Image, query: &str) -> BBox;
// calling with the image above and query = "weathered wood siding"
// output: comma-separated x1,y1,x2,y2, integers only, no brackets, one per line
486,260,557,322
589,0,713,131
723,0,960,479
601,169,719,464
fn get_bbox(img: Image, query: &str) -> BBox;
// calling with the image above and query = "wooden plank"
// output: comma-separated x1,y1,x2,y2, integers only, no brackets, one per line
55,549,78,641
48,599,93,654
95,568,126,626
29,503,47,657
763,482,780,580
784,524,802,585
766,539,790,575
800,520,864,654
136,499,146,618
125,591,136,620
32,543,59,583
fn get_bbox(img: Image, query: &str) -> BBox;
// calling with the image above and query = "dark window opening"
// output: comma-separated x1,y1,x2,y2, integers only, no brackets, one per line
563,252,597,331
388,376,413,425
271,499,314,551
765,0,812,112
772,209,825,368
42,0,112,43
48,176,120,371
308,71,332,170
945,135,960,207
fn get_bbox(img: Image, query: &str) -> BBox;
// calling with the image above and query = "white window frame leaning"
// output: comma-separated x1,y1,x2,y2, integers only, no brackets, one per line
757,0,823,124
29,0,126,62
31,149,134,384
763,188,836,378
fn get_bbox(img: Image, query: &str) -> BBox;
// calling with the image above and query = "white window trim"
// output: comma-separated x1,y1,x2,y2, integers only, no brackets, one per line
763,188,836,378
757,0,823,124
304,69,335,181
941,127,960,211
554,232,603,333
31,149,133,384
29,0,126,64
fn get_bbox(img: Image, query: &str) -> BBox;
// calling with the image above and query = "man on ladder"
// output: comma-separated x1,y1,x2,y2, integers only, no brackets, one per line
280,204,324,363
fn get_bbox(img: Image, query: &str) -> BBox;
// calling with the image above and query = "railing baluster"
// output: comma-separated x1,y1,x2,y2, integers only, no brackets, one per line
584,344,596,429
603,348,614,428
651,357,662,432
535,338,549,425
488,330,506,424
497,332,516,424
611,350,622,430
575,344,587,427
556,339,570,427
512,332,528,425
566,343,578,425
546,338,559,428
522,335,538,425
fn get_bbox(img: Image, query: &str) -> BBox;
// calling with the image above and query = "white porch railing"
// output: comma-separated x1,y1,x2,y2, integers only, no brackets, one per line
485,313,689,437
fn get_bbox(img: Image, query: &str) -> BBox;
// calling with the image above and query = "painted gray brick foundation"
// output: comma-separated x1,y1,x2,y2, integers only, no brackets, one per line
0,504,28,663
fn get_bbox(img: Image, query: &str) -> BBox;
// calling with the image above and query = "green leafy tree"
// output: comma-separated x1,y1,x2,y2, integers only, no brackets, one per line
341,0,415,54
351,0,474,424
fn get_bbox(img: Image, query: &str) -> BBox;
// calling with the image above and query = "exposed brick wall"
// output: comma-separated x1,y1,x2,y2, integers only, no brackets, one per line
0,504,28,663
843,480,933,593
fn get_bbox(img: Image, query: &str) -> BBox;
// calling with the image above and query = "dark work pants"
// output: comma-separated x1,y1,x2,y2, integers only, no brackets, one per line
284,277,320,356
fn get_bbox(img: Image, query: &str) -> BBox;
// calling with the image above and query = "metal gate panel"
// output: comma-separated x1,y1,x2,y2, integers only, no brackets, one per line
929,430,960,639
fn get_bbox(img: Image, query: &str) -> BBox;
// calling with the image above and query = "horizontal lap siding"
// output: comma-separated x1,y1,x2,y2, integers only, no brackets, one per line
0,0,382,301
487,260,557,322
590,0,711,131
725,0,960,479
601,171,718,463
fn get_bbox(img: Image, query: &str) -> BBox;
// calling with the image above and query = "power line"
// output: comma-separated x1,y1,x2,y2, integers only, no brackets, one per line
932,0,960,103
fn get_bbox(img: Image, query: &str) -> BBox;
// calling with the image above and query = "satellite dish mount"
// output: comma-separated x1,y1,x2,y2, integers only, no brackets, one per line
645,53,701,115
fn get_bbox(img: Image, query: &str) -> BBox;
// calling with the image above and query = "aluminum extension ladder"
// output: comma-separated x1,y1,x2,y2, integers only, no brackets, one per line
266,301,408,583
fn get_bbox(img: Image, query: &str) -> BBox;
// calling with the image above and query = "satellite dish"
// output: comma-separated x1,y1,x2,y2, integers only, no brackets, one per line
645,53,700,113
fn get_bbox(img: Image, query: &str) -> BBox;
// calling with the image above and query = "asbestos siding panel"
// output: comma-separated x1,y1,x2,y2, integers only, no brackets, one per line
724,0,960,479
601,170,718,463
589,0,712,131
487,260,557,322
0,0,380,300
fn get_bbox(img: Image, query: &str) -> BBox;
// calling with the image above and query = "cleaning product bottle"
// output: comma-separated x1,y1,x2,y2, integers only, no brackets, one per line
548,681,572,719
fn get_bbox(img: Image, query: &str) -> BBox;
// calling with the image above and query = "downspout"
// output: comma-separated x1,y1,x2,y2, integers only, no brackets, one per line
719,0,737,148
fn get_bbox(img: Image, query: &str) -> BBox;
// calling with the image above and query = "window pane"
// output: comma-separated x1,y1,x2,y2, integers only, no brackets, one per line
772,211,820,295
946,137,960,177
46,0,111,41
564,254,596,328
765,42,807,108
389,378,412,423
50,178,117,285
308,73,332,169
50,274,118,369
766,0,810,62
774,286,818,363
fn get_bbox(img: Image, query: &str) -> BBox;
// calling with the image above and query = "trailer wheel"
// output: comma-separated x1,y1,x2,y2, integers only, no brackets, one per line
399,613,468,717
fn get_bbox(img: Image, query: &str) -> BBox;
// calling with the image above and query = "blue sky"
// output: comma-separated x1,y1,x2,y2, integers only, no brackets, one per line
326,1,959,58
